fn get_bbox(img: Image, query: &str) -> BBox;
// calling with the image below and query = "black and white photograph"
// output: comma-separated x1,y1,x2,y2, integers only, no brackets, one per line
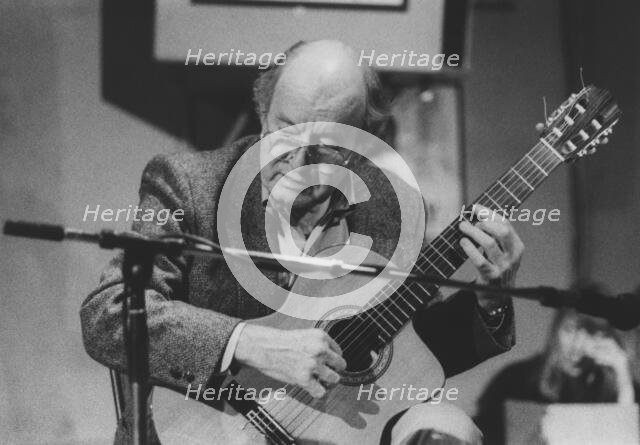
1,0,639,444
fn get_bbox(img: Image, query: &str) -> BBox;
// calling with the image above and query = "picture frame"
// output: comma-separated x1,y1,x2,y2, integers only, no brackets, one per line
192,0,408,11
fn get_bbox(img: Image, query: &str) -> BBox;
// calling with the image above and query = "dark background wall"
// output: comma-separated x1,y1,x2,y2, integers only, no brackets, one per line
561,0,640,293
449,0,571,412
0,0,638,443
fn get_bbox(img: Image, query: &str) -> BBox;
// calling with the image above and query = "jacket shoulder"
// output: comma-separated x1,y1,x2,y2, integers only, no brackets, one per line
141,135,259,237
146,135,258,182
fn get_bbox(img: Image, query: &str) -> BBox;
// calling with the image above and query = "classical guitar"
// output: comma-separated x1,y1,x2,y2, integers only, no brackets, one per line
153,86,620,444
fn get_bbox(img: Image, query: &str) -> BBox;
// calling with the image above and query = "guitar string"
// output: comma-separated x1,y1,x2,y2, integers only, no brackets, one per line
287,145,569,435
280,140,563,434
275,102,593,431
267,139,563,431
247,409,281,444
272,141,564,425
314,129,566,361
249,404,297,445
257,103,601,437
291,107,611,437
266,106,588,428
293,138,559,367
267,137,563,429
275,93,584,405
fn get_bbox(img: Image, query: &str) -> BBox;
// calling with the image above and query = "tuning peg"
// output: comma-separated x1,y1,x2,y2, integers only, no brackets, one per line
601,137,609,145
535,122,546,133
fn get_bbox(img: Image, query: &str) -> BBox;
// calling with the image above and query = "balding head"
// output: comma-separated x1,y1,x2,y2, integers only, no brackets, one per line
268,40,366,127
253,40,389,135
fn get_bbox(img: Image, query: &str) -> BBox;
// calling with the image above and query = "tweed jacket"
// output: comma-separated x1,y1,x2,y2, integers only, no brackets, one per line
80,135,514,443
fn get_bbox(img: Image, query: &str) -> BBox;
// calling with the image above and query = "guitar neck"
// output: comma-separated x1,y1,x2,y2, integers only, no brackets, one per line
362,139,565,341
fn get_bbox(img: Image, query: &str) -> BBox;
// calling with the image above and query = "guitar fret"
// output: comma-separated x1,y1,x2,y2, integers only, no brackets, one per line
510,167,534,190
526,153,549,176
403,297,416,311
403,285,423,307
411,282,433,297
513,160,542,188
392,303,410,319
539,137,565,161
408,283,435,306
386,293,413,318
367,313,394,336
436,235,466,262
418,255,446,276
375,302,404,325
496,179,521,204
483,192,502,208
438,235,456,251
402,284,424,306
432,248,455,269
412,261,426,275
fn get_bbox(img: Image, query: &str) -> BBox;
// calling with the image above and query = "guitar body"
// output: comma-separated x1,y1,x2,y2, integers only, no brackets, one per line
154,248,445,445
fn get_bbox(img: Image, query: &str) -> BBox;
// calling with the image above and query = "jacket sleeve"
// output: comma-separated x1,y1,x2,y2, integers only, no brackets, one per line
412,289,515,378
79,154,242,392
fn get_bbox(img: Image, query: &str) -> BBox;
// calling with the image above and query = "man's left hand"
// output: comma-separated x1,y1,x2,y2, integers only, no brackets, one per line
458,205,524,311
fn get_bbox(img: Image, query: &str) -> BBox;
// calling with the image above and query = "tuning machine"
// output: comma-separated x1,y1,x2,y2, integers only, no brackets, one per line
595,126,615,146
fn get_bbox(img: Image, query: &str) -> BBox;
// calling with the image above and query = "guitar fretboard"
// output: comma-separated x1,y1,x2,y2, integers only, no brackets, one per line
347,135,565,344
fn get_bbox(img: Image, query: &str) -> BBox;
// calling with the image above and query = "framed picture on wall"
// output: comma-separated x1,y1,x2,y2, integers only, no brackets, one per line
192,0,408,9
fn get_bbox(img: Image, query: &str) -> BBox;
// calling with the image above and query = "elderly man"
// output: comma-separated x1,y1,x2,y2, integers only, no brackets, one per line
81,40,523,444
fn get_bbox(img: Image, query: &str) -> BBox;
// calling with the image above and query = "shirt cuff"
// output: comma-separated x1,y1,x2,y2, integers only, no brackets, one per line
220,322,246,373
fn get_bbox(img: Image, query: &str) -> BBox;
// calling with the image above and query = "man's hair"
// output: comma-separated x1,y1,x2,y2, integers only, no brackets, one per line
252,41,391,137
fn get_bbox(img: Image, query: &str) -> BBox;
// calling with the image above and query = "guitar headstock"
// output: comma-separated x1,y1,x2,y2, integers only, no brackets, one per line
541,85,621,162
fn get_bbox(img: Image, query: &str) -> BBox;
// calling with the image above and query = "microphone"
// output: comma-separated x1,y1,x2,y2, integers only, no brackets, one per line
539,286,640,331
3,220,65,241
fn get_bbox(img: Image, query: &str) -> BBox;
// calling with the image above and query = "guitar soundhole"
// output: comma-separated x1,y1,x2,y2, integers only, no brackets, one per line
328,318,383,372
317,306,393,386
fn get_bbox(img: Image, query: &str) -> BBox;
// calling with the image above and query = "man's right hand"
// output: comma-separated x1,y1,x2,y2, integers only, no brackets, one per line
234,324,347,398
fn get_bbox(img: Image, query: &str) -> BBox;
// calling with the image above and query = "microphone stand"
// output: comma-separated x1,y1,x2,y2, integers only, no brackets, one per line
3,223,209,445
2,220,572,444
120,247,152,445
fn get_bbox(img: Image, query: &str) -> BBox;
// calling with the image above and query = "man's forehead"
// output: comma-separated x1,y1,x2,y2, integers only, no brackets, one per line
269,80,365,129
270,93,362,126
267,42,367,127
